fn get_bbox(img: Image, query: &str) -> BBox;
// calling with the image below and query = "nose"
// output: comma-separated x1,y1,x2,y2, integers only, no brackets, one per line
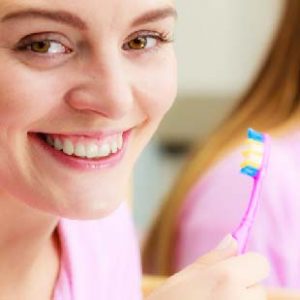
65,54,133,120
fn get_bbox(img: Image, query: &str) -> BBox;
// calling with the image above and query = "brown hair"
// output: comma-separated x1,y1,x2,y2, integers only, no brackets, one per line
143,0,300,275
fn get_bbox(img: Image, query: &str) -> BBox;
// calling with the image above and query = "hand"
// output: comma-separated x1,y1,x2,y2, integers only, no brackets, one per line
146,235,270,300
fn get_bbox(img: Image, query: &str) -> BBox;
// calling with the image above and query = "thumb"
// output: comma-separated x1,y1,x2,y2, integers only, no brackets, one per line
194,235,238,267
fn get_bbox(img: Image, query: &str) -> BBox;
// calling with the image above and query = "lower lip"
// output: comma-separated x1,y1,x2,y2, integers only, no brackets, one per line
29,131,130,171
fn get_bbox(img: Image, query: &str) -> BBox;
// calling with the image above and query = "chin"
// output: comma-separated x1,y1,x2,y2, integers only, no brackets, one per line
51,192,124,220
65,203,123,220
12,186,124,221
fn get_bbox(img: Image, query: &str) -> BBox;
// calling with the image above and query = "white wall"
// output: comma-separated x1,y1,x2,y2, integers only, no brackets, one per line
175,0,284,98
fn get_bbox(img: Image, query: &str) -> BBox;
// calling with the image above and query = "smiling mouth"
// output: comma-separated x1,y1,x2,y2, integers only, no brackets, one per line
36,132,124,160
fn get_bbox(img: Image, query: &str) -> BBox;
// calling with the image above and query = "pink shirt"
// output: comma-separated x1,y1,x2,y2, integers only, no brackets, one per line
175,130,300,289
54,203,142,300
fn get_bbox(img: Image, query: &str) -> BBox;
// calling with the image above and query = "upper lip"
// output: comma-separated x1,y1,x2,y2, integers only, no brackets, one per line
31,128,131,138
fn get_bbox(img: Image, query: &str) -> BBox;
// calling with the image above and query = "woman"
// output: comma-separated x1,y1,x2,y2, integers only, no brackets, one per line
143,0,300,289
0,0,268,299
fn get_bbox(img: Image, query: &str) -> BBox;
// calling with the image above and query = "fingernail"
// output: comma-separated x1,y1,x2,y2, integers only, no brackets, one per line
216,234,234,250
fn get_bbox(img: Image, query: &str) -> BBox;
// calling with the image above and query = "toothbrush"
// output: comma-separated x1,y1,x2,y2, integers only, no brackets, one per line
232,128,271,254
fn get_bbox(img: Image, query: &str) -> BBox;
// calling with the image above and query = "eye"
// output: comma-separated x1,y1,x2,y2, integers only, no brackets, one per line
123,31,173,51
125,36,157,50
14,33,74,69
29,40,69,54
15,34,73,55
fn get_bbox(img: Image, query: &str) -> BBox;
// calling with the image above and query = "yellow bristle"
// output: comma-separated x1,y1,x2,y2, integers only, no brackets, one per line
241,160,261,169
244,139,264,151
241,139,264,169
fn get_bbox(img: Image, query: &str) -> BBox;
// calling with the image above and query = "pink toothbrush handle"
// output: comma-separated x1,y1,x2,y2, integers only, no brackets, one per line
232,179,261,254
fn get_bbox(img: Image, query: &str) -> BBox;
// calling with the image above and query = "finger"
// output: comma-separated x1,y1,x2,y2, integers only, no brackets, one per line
242,285,267,300
220,252,270,287
193,235,238,268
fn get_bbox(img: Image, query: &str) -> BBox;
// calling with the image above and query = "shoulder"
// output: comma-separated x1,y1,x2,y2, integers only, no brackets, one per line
256,132,300,222
179,147,251,224
180,132,300,220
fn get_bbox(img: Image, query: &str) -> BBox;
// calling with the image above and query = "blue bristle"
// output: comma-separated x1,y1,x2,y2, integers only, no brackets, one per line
241,166,258,177
248,128,264,142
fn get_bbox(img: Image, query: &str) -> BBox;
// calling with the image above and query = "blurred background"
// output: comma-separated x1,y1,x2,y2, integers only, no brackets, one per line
133,0,283,236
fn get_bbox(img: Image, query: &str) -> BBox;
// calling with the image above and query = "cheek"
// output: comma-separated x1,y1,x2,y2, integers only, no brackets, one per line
127,52,177,160
136,52,177,122
0,61,64,126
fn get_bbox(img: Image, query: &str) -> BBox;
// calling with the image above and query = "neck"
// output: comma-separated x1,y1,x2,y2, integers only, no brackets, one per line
0,190,60,299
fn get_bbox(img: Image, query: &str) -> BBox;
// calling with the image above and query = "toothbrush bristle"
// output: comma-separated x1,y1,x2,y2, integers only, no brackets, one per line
248,128,265,142
240,128,265,178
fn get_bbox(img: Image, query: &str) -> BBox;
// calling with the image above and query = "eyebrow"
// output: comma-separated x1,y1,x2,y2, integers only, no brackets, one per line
1,9,88,30
131,7,178,27
1,6,177,30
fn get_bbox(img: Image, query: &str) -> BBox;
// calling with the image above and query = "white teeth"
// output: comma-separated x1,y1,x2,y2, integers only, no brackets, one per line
74,143,86,157
86,143,99,158
45,133,124,158
117,134,123,150
111,141,118,154
98,144,110,157
63,140,74,155
54,138,63,151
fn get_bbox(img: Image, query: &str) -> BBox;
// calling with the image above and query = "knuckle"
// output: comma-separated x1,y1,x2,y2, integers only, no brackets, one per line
259,256,270,273
250,284,267,299
247,253,270,274
211,265,238,288
193,254,216,268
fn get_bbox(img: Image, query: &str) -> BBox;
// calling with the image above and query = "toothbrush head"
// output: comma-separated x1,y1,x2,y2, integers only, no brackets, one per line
240,128,267,178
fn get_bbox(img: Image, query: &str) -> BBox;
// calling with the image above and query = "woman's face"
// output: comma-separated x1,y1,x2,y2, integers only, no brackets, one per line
0,0,177,219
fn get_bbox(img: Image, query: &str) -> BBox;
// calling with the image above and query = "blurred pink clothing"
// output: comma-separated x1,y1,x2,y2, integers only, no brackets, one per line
175,130,300,289
54,203,142,300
